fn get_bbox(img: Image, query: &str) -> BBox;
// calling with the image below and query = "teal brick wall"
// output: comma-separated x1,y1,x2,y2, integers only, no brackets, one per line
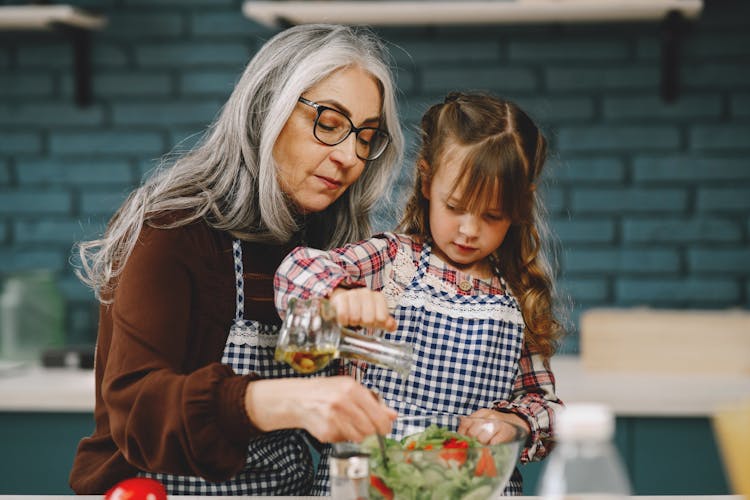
1,0,748,350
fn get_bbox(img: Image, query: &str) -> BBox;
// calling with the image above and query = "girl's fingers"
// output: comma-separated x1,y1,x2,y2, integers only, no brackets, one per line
330,288,396,330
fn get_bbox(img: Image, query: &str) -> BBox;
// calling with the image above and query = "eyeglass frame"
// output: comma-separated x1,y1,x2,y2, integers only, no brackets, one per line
297,96,391,161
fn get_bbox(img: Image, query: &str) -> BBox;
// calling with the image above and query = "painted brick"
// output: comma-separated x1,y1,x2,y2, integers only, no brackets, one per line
94,73,173,97
124,0,234,5
564,248,680,274
0,191,71,215
623,217,742,244
509,41,628,62
389,41,499,65
49,132,164,155
0,103,104,127
683,63,750,89
0,48,9,69
690,125,750,150
191,11,278,37
106,12,184,39
540,186,565,215
553,219,615,244
515,97,595,123
16,158,133,186
633,156,750,183
421,67,537,94
17,43,72,69
80,190,131,216
0,221,7,242
91,45,130,69
560,278,610,303
689,249,750,273
572,189,687,213
0,160,10,185
553,157,626,183
616,279,740,305
558,126,680,152
0,249,64,274
135,43,249,67
394,67,416,96
179,70,237,95
112,101,221,127
546,67,657,91
166,129,209,152
0,74,54,97
13,219,95,244
603,94,722,121
731,93,750,117
0,133,42,155
685,34,750,59
698,188,750,212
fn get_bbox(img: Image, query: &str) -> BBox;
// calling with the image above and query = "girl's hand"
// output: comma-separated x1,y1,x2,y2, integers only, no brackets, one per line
244,376,397,443
329,288,397,332
459,408,531,445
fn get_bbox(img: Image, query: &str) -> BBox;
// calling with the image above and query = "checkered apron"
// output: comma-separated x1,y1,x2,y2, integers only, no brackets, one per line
141,239,335,495
313,240,525,496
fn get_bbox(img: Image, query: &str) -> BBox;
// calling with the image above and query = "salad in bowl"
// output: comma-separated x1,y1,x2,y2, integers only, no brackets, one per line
360,413,527,500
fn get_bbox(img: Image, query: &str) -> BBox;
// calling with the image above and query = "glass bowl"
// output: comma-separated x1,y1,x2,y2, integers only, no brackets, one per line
361,413,527,500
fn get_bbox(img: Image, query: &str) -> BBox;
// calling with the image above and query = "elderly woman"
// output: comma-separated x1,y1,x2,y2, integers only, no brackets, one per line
69,24,404,495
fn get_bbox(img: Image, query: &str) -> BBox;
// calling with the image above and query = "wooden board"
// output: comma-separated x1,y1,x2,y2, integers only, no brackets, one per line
580,308,750,374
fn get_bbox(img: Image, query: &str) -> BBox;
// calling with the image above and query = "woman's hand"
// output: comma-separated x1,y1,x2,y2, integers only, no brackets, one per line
329,287,397,331
244,376,397,443
458,408,531,445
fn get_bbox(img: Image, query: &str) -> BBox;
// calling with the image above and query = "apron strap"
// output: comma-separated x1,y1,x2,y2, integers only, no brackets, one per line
232,239,245,323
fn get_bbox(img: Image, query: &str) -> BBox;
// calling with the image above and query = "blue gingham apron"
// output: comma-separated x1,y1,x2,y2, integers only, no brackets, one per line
142,239,335,495
313,240,525,496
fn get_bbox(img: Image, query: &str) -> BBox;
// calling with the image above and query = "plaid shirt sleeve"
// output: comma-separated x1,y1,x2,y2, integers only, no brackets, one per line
492,344,564,463
274,232,402,316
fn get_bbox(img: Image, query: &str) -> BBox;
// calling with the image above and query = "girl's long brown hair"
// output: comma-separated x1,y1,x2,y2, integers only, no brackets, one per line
398,91,564,358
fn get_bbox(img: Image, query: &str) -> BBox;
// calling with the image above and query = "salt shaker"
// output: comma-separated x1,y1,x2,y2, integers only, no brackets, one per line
330,444,370,500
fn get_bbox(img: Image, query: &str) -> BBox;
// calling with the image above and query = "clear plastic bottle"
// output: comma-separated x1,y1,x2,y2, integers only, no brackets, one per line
537,402,632,500
0,270,65,362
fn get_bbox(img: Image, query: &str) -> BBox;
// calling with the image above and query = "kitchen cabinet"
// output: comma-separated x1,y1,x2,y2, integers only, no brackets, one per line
0,357,743,495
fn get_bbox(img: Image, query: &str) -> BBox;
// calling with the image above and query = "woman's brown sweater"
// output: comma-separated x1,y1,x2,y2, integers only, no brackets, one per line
69,220,297,494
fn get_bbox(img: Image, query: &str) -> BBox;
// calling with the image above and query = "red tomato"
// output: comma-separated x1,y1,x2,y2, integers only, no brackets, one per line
104,478,167,500
370,474,394,500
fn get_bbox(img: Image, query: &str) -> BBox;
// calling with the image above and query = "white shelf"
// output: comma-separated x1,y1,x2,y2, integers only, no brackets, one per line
0,5,106,31
242,0,703,28
0,5,107,107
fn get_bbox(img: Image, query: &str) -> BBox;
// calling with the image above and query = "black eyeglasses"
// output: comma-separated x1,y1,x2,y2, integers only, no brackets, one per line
298,97,390,161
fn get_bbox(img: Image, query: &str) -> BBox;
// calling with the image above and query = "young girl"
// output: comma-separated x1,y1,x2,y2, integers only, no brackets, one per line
275,91,564,495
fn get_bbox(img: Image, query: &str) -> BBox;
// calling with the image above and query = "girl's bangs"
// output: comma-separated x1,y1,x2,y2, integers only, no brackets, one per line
453,135,527,220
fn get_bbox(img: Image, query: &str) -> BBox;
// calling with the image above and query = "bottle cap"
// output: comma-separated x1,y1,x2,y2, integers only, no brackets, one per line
557,402,615,441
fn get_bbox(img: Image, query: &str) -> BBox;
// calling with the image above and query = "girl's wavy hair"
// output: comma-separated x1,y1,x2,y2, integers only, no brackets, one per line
75,24,405,303
398,91,563,358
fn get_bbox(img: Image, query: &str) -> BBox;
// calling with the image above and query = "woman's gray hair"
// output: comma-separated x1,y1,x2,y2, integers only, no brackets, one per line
75,24,404,302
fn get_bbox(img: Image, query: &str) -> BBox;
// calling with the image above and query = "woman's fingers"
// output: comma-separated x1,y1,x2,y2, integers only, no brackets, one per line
263,376,395,443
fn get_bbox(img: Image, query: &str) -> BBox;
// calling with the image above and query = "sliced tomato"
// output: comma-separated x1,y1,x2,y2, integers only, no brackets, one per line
474,447,497,477
370,475,394,500
439,448,468,465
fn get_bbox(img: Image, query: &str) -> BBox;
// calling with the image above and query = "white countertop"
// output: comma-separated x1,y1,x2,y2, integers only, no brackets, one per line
1,356,749,416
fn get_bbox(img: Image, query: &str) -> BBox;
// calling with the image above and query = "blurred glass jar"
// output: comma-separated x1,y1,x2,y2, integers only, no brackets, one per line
275,297,412,378
0,270,65,362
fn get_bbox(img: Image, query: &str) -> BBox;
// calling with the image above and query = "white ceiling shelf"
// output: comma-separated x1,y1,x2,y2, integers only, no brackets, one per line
0,5,108,107
242,1,703,28
242,0,703,103
0,5,106,31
